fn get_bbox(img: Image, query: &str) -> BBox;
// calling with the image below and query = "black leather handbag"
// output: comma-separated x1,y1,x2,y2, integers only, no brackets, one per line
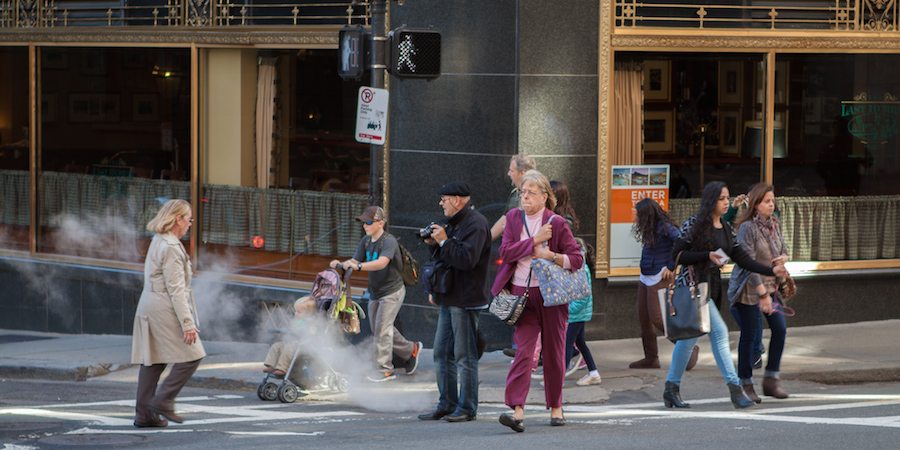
658,253,710,342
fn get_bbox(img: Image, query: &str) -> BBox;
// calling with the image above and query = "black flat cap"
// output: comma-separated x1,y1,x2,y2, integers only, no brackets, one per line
437,181,472,196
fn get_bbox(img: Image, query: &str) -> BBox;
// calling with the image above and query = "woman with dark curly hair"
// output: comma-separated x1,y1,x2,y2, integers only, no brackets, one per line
663,182,786,410
629,198,699,370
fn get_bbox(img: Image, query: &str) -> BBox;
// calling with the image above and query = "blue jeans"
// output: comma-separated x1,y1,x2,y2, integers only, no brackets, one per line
667,301,740,386
731,302,786,382
730,306,765,358
433,306,480,416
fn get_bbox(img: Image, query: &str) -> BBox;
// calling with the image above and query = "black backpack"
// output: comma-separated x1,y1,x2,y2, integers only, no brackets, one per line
367,234,420,286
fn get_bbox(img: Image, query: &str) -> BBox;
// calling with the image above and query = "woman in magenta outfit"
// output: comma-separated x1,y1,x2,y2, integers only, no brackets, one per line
492,170,584,432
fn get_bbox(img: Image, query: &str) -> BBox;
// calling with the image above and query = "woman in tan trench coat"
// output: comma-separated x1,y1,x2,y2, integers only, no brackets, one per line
132,199,206,428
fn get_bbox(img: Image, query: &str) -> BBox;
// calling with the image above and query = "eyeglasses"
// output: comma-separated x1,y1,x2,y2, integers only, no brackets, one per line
364,221,374,226
520,189,544,197
440,196,457,204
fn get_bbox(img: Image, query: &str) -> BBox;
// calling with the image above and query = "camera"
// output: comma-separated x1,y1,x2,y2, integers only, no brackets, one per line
418,222,437,239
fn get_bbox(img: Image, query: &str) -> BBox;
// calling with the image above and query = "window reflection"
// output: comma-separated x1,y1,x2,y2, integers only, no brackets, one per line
0,47,30,251
38,47,191,262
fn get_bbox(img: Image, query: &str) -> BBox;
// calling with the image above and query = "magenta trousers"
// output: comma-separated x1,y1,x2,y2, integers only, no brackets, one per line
504,285,569,409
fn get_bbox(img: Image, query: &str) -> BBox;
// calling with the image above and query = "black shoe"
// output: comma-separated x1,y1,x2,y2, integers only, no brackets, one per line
503,348,516,358
550,415,566,426
134,419,168,428
476,333,487,360
663,381,691,408
418,408,452,421
499,413,524,432
443,411,476,422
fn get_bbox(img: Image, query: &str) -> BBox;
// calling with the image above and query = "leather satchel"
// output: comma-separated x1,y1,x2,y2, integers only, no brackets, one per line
657,253,711,342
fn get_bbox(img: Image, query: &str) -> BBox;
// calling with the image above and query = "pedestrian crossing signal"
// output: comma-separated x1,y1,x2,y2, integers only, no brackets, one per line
389,27,441,79
338,26,368,79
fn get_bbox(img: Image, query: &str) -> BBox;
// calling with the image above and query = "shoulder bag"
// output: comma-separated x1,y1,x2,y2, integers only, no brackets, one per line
489,274,529,326
657,252,711,342
531,214,591,307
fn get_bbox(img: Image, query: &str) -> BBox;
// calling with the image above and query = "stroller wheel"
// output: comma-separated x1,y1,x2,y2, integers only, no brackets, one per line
336,375,350,393
277,383,300,403
259,381,278,401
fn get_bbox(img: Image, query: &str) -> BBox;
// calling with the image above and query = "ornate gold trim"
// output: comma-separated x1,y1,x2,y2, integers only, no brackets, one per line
610,259,900,278
0,29,340,46
612,33,900,51
596,0,612,278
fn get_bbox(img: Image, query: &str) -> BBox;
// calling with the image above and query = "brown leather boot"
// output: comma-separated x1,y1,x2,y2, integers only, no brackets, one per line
630,333,660,368
743,384,762,403
685,345,700,371
763,377,789,398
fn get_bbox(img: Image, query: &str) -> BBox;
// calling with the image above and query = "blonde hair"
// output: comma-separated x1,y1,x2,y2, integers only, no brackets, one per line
293,296,317,317
146,199,192,234
511,154,536,173
519,170,556,211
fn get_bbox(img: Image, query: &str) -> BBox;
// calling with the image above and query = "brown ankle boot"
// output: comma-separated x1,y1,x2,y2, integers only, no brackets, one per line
743,384,762,403
630,334,660,368
762,377,789,398
629,357,660,368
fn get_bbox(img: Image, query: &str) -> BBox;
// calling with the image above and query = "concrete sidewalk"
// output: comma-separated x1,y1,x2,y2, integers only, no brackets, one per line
0,320,898,406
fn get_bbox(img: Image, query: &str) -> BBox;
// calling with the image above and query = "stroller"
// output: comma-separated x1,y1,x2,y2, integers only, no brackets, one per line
256,267,363,403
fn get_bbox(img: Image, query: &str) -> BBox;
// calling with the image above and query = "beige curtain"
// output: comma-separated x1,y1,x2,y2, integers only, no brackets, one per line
612,62,643,165
669,196,900,261
255,58,277,189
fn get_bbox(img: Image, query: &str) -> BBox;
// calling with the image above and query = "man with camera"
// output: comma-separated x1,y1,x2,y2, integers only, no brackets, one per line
417,181,491,423
330,206,421,383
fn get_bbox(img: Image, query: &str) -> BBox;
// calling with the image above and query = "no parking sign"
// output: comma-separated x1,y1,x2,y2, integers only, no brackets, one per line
356,87,388,144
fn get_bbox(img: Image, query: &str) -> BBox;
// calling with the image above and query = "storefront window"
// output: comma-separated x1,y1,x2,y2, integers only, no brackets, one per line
773,54,900,260
0,47,30,251
199,48,367,280
617,52,767,207
38,47,191,262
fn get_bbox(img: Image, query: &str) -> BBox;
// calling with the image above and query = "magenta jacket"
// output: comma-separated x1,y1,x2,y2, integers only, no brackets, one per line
490,207,584,296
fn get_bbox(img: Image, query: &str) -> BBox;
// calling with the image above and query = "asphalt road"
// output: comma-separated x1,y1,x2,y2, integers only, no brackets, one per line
1,378,899,449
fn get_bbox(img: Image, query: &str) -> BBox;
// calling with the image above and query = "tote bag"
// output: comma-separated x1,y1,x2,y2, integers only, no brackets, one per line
657,253,710,341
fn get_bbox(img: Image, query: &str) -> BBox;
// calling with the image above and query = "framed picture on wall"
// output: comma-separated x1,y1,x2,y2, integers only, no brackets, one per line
41,50,68,70
132,94,158,121
69,93,120,123
41,93,56,123
644,110,675,153
719,109,741,155
719,61,743,105
643,60,671,102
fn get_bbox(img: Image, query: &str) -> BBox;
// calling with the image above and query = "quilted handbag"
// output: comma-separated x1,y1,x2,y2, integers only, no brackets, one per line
657,253,710,342
532,258,592,307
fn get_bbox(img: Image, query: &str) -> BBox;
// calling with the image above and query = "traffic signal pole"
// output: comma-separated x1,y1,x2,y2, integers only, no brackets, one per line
369,0,387,207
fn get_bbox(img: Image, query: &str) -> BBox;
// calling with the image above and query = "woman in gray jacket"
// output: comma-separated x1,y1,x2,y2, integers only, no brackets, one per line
132,199,206,428
727,183,790,403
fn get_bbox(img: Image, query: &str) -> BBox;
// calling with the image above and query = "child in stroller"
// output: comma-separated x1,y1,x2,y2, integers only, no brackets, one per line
257,296,351,403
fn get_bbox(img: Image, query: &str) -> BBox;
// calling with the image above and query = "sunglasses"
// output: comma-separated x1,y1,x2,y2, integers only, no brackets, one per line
364,221,374,226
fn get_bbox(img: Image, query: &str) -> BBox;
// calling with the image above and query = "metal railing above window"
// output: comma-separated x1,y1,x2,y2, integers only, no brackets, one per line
615,0,898,32
0,0,370,28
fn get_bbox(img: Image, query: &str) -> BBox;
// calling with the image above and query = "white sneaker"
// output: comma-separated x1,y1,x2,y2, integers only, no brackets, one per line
565,354,583,377
576,374,602,386
531,368,544,380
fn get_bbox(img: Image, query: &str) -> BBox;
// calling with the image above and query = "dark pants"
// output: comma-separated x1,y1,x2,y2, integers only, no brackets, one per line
565,321,597,372
135,359,202,423
732,302,786,381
